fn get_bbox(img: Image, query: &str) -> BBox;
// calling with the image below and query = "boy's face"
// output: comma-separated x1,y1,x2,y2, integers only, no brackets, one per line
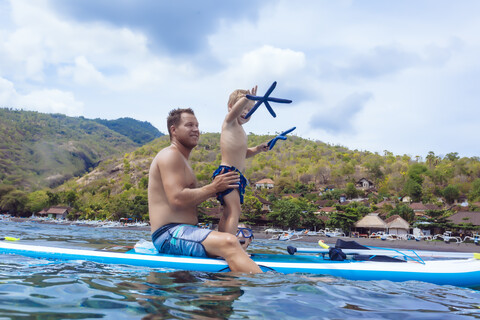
238,101,254,125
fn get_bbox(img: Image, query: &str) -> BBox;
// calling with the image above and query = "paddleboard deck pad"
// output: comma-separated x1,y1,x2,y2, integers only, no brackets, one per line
1,242,480,288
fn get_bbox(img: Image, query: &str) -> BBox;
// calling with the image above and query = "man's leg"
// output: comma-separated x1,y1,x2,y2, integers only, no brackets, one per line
202,230,262,274
218,191,242,235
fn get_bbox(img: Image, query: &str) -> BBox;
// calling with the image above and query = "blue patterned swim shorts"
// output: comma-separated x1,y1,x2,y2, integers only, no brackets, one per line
151,223,212,257
211,165,247,205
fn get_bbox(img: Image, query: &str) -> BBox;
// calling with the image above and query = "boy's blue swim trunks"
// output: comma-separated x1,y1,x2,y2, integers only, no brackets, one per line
151,223,212,257
212,165,247,205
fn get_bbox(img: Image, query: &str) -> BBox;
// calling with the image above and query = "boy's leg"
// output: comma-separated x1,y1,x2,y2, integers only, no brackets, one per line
202,230,261,273
218,191,242,235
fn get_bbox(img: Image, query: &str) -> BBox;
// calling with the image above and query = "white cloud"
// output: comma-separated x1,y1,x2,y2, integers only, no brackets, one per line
1,0,480,158
0,76,83,115
0,77,16,103
220,45,306,87
58,56,105,86
18,89,84,116
310,92,373,134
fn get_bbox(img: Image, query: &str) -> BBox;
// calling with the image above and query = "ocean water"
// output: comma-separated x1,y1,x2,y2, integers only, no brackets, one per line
1,221,480,320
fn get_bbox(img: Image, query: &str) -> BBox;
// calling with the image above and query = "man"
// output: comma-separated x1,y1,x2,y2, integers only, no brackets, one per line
148,108,261,273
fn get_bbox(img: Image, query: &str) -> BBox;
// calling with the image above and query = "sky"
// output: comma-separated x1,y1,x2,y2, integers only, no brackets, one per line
1,0,479,159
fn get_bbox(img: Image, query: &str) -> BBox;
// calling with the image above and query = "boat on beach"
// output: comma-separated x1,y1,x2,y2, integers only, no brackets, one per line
270,230,304,241
1,241,479,288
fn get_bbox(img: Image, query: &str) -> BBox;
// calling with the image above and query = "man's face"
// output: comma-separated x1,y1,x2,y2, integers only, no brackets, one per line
173,113,199,148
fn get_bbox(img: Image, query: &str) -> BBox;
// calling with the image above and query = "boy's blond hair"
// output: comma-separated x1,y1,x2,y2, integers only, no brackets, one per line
228,89,249,108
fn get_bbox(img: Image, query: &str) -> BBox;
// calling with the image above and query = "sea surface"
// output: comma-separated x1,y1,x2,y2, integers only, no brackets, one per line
1,220,480,320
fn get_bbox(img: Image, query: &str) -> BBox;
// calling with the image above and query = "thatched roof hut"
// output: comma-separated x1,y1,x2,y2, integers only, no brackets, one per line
354,213,387,233
385,215,410,235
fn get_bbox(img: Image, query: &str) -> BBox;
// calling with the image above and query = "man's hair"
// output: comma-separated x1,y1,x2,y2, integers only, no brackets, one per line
228,89,248,108
167,108,195,139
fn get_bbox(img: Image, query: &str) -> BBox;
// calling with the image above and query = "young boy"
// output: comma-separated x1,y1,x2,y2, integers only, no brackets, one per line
212,86,269,238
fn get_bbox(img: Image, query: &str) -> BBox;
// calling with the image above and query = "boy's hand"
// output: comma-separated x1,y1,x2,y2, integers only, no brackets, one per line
248,85,258,96
257,143,269,153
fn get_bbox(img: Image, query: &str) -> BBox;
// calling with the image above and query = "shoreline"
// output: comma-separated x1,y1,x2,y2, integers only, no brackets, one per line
5,217,480,253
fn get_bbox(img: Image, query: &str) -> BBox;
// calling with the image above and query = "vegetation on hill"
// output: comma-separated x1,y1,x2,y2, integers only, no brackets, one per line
1,127,480,234
93,117,163,145
0,108,161,190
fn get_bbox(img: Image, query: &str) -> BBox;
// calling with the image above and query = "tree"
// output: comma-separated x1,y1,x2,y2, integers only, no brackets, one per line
442,185,460,205
407,163,427,185
139,176,148,189
62,190,78,206
425,151,439,169
364,156,384,181
327,202,370,233
345,182,358,199
46,191,60,206
267,198,317,229
388,204,415,224
268,199,302,228
469,178,480,202
274,177,295,194
0,190,28,214
25,190,49,213
326,211,360,234
130,194,148,220
445,152,460,162
241,193,262,224
0,185,15,201
403,178,422,202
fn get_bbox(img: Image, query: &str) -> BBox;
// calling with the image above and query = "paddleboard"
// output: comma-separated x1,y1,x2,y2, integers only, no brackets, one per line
1,242,480,288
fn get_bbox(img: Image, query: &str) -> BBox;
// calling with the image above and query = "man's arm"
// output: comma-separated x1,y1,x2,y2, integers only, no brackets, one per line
159,150,239,210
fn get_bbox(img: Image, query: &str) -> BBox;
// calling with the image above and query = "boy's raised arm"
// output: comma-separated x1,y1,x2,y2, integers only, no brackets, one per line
224,86,257,123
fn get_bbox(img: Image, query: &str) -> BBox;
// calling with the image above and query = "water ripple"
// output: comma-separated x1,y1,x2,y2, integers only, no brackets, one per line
1,221,480,319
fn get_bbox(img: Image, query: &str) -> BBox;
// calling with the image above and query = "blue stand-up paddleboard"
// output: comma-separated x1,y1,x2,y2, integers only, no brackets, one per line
1,242,480,288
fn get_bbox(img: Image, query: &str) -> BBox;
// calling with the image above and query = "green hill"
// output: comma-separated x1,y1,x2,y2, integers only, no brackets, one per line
2,121,480,222
0,108,162,190
64,132,480,204
93,117,163,145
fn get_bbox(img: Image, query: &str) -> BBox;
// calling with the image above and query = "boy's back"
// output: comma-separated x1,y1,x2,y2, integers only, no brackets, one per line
220,112,248,172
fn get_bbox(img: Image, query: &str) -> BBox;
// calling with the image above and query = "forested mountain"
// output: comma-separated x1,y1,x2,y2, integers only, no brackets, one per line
35,132,478,221
2,119,480,225
93,117,163,145
0,108,162,189
73,132,480,204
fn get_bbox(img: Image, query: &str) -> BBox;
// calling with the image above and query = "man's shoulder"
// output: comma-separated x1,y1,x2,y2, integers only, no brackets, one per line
155,145,182,163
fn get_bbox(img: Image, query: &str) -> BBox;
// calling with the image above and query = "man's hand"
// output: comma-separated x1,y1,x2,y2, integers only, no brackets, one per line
212,170,240,193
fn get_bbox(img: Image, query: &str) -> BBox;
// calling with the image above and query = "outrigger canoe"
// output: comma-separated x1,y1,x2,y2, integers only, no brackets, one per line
1,241,480,288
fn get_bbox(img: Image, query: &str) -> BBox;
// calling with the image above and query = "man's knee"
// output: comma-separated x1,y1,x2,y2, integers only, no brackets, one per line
221,233,239,248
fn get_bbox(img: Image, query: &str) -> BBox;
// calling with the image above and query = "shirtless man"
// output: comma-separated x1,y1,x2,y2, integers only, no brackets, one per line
148,108,261,273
